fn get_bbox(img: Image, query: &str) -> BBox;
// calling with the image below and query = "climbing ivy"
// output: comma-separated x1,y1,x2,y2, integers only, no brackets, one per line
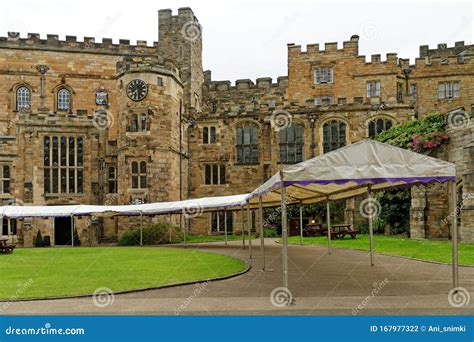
376,112,448,153
373,112,448,235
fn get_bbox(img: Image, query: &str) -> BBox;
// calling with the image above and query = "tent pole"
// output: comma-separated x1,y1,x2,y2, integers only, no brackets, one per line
224,208,228,246
183,213,187,248
299,205,304,245
368,190,374,266
71,215,74,247
140,212,143,247
169,213,172,243
259,196,266,270
450,180,459,289
326,202,332,255
280,170,289,291
247,204,252,259
241,206,245,249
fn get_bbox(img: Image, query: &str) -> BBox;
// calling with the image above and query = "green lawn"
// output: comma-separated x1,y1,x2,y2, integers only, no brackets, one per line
287,234,474,266
0,247,246,300
186,234,255,243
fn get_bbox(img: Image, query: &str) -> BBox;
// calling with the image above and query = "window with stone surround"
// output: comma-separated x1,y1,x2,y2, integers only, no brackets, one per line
204,164,225,185
314,67,334,84
203,126,217,144
366,81,381,97
16,86,31,112
43,136,83,194
108,166,117,193
397,82,404,103
279,123,303,164
139,113,149,131
236,124,259,164
368,118,393,139
314,96,333,106
322,120,347,153
438,81,460,99
211,211,233,233
1,165,10,193
2,218,16,236
410,84,417,101
57,88,71,112
131,161,147,189
129,113,149,132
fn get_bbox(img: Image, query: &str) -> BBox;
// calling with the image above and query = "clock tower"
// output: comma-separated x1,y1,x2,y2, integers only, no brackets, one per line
115,56,185,208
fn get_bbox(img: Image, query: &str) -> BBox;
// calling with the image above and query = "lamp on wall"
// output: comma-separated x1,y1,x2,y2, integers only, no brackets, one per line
306,113,318,158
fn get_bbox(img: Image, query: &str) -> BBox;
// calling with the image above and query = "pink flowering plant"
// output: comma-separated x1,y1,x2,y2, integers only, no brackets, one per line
411,131,449,153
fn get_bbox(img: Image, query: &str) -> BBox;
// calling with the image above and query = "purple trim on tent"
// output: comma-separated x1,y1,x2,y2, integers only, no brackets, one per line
283,176,455,187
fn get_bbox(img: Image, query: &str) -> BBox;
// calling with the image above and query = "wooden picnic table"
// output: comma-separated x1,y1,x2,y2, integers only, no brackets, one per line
303,223,325,237
0,238,15,254
329,224,359,240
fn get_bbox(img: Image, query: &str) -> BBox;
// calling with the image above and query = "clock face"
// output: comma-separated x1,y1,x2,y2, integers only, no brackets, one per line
127,79,148,101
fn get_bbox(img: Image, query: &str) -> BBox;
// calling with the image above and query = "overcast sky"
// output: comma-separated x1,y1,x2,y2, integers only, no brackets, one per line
1,0,472,82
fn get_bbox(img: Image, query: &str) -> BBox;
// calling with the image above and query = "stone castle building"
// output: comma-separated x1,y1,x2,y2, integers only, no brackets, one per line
0,7,472,246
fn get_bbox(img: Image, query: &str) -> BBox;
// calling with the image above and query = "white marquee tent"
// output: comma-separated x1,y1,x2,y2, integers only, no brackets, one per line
0,139,460,294
247,139,458,290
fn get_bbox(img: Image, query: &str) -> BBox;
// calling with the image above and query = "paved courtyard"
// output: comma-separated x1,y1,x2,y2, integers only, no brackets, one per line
1,239,474,315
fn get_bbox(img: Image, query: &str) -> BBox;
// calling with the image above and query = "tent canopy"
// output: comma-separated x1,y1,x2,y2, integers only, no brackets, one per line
0,194,250,219
249,139,456,205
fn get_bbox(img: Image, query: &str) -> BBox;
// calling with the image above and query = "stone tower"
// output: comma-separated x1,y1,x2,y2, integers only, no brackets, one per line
158,7,204,112
115,56,185,206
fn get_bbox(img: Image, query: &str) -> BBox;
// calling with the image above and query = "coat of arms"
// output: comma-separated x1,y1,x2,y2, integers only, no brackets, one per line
95,86,109,106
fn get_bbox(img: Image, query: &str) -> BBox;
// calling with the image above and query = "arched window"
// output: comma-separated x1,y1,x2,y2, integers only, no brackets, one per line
368,118,393,138
236,124,259,164
57,88,71,111
16,86,31,111
130,114,138,132
279,123,303,163
203,127,208,143
323,120,347,153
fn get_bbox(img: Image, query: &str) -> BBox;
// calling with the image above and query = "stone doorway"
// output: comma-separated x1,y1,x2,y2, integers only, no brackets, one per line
54,217,72,245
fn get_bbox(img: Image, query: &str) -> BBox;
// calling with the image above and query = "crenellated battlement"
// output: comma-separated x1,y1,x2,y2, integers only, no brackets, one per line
419,41,467,58
207,76,288,92
0,33,160,56
115,56,181,81
287,34,359,56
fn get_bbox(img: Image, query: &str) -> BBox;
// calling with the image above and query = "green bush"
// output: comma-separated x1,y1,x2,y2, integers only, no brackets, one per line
34,230,44,247
263,228,277,238
118,222,182,246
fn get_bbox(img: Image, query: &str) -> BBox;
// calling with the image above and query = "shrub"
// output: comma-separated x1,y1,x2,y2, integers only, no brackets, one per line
34,230,44,247
118,222,182,246
263,227,277,238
